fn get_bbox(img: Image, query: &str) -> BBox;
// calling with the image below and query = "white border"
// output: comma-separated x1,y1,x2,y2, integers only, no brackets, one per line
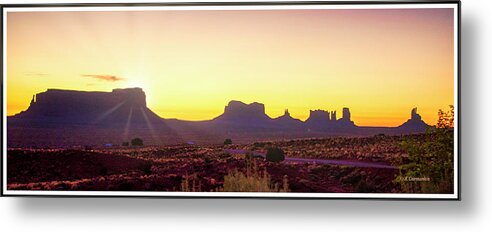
1,2,459,199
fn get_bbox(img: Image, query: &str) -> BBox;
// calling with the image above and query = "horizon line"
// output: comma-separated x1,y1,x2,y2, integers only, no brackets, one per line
6,87,435,127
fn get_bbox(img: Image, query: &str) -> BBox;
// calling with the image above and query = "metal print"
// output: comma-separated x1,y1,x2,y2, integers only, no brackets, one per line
1,1,460,199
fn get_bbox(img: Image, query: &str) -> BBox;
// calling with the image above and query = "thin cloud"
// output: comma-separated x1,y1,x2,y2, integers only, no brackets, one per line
24,72,48,77
81,74,124,82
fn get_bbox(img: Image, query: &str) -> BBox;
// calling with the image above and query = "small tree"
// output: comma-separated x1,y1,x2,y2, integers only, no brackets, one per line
131,137,143,146
223,138,233,145
122,142,129,147
266,147,285,162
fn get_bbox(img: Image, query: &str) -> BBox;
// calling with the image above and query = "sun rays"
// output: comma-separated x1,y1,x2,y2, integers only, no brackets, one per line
94,101,126,124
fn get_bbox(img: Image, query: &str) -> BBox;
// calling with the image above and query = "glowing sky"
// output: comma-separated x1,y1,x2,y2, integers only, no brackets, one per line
5,7,455,126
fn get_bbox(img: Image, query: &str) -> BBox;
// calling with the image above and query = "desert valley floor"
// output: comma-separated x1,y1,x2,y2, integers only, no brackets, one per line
6,134,433,193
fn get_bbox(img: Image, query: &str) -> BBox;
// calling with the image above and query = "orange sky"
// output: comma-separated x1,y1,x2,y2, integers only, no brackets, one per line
5,7,455,126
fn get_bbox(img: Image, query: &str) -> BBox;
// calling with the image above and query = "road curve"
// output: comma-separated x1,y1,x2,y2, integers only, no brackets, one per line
225,149,398,170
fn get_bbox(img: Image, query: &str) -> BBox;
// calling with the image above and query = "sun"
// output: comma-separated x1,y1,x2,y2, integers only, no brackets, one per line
123,71,152,91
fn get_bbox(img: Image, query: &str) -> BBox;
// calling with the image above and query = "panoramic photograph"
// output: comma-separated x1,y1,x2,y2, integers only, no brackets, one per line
2,3,458,198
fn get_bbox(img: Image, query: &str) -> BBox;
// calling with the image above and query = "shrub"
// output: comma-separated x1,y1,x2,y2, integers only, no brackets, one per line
245,152,254,160
253,142,264,148
223,138,233,145
265,147,285,162
218,152,231,159
138,161,153,175
180,173,201,192
219,170,270,192
355,178,376,193
131,138,143,146
121,142,129,147
217,159,289,192
203,156,212,164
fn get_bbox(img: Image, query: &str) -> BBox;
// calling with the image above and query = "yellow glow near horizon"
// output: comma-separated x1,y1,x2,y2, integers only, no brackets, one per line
5,8,455,126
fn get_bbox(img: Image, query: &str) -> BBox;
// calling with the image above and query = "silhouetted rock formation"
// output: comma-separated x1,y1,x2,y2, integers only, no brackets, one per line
30,94,36,106
398,107,429,132
8,88,184,147
336,107,356,127
305,108,356,130
273,109,303,128
342,108,351,121
330,111,337,121
305,110,331,130
10,88,164,127
214,100,271,125
7,89,433,147
411,108,422,120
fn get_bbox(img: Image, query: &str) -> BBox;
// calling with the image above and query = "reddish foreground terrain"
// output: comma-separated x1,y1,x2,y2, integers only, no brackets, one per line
6,134,425,193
